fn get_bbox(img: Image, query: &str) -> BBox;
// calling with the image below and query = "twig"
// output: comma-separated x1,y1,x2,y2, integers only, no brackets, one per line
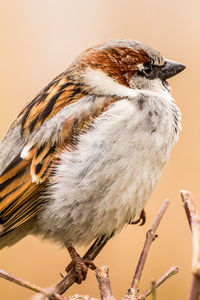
0,269,66,300
150,281,156,300
180,190,196,230
1,198,177,300
127,199,170,297
95,266,115,300
189,275,200,300
54,237,109,296
33,236,110,300
0,236,109,300
68,296,98,300
138,266,178,299
180,190,200,300
0,269,47,294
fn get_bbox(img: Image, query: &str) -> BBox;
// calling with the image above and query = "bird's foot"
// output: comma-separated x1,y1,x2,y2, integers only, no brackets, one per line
66,246,96,284
128,209,146,226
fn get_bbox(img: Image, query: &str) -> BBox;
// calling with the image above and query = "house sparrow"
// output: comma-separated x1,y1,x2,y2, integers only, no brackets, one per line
0,39,185,282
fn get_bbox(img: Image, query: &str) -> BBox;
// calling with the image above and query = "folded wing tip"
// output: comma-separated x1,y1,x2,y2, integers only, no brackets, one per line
21,146,31,159
32,174,38,183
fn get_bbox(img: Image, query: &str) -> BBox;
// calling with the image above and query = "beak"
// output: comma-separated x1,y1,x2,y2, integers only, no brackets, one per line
158,59,186,81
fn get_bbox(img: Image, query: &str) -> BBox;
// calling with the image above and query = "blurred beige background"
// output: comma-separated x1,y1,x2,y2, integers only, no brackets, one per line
0,0,199,299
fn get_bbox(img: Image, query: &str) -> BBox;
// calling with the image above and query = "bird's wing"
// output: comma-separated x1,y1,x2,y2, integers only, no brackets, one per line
0,71,119,235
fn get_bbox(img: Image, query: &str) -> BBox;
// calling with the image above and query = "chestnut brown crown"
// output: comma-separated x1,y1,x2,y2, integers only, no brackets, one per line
71,39,185,89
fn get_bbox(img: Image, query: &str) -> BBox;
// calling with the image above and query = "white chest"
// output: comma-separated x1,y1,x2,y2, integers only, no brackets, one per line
39,93,180,246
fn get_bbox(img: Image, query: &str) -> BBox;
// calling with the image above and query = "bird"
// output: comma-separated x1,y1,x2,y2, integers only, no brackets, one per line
0,39,185,283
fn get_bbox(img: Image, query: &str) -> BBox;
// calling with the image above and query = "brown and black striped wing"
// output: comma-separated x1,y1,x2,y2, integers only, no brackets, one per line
0,69,119,235
18,72,85,136
0,142,56,234
0,72,86,235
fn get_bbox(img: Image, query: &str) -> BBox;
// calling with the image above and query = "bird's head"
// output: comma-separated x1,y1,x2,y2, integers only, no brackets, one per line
70,39,186,97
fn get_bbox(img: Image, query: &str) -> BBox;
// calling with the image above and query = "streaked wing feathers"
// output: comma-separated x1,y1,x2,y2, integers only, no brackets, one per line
0,71,120,235
18,73,85,136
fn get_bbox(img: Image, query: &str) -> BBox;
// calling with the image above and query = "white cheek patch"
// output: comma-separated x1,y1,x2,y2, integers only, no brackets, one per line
84,67,138,98
84,67,171,100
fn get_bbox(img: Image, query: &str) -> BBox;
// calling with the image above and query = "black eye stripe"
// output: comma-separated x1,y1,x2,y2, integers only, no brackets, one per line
138,64,161,80
143,65,153,76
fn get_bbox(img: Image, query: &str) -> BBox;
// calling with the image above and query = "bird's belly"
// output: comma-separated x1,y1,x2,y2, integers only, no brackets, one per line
37,99,177,246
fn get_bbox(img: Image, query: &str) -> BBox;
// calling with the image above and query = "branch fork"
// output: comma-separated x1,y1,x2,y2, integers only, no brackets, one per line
181,190,200,300
0,198,178,300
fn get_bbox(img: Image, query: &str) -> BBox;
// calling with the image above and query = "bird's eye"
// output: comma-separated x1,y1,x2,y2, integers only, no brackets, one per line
143,65,153,77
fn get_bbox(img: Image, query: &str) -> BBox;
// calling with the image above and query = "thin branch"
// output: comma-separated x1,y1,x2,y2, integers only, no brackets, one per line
189,276,200,300
191,217,200,277
180,190,200,300
0,236,109,300
0,269,66,300
95,266,115,300
0,198,177,300
0,269,47,294
138,266,178,300
180,190,196,230
68,296,98,300
32,236,110,300
54,237,110,296
150,281,156,300
127,199,170,296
